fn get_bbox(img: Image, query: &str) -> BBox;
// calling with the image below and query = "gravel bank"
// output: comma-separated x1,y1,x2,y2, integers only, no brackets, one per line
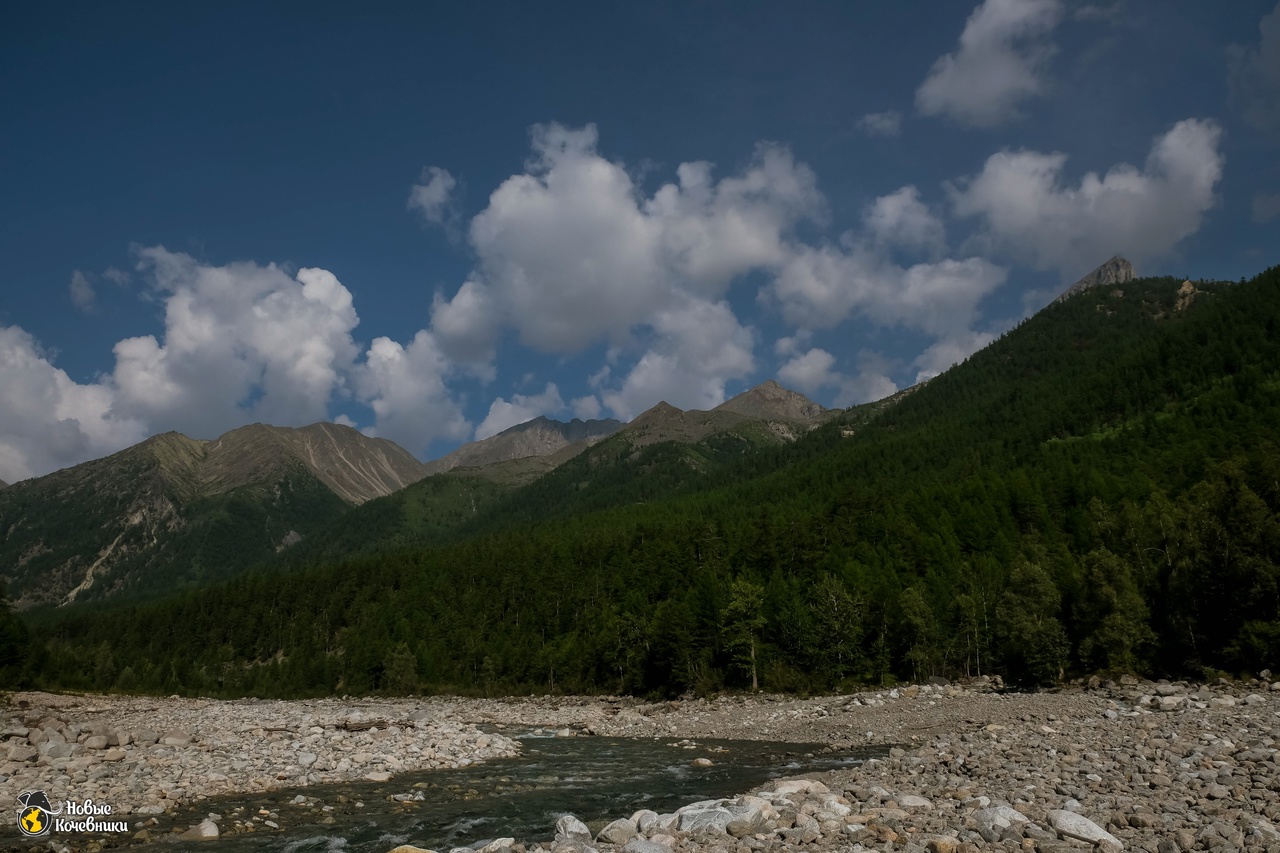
5,675,1280,851
1,692,518,816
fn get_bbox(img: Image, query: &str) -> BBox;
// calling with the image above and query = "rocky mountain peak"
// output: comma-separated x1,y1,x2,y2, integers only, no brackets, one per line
1055,255,1136,303
715,380,829,423
422,415,622,476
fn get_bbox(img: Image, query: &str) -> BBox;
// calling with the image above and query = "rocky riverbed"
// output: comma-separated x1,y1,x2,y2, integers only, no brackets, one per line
0,693,518,818
425,676,1280,853
4,675,1280,851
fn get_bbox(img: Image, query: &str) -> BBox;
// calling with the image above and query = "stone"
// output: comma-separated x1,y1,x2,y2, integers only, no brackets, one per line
676,802,735,833
926,838,959,853
132,729,159,745
898,794,933,809
1056,256,1135,303
844,824,872,842
387,847,437,853
772,780,814,795
177,819,220,841
365,770,392,782
44,742,83,759
622,842,669,853
630,810,659,833
83,735,109,749
6,745,36,762
691,757,714,767
1048,810,1123,850
298,751,317,767
1157,696,1183,712
597,818,637,845
159,730,193,746
475,839,514,853
102,748,126,761
556,815,592,843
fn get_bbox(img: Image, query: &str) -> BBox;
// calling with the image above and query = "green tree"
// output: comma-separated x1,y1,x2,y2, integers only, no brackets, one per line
809,574,863,683
722,577,766,690
382,642,419,695
1076,548,1156,673
996,559,1069,686
899,586,939,681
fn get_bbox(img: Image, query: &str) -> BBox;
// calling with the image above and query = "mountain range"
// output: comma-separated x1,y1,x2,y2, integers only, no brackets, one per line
0,377,834,609
20,262,1279,698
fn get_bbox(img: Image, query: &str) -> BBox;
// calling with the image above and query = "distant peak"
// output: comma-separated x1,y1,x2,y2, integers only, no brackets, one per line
715,381,828,423
1055,256,1135,304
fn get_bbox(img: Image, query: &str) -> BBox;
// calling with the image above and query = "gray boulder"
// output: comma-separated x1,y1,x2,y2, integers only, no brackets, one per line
597,819,637,845
1048,810,1122,850
555,815,592,843
629,810,659,833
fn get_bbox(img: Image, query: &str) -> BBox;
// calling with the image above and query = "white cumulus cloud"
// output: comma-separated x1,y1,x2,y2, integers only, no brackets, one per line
916,0,1064,128
111,248,362,437
600,295,755,420
770,241,1007,336
352,330,470,452
949,118,1224,276
865,185,946,254
428,123,823,421
437,124,821,357
0,325,147,482
474,382,565,440
778,347,898,407
1,246,481,479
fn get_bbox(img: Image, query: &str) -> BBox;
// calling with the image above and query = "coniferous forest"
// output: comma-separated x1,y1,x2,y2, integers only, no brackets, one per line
8,268,1280,698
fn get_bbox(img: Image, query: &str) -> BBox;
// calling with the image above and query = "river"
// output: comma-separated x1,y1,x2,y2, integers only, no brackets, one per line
109,730,879,852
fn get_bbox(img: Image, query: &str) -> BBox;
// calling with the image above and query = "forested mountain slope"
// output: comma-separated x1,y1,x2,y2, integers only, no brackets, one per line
30,268,1280,698
268,384,837,570
0,423,426,608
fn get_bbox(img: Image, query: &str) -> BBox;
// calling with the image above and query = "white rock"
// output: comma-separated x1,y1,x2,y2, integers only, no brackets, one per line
556,814,592,842
177,819,220,841
1048,809,1123,850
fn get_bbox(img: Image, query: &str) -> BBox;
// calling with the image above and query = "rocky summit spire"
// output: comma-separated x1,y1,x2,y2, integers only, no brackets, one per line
1055,256,1136,303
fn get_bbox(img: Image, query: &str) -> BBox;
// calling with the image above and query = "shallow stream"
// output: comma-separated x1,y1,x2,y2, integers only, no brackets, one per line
122,731,879,852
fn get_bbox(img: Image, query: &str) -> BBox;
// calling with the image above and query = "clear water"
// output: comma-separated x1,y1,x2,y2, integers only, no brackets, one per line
83,732,879,852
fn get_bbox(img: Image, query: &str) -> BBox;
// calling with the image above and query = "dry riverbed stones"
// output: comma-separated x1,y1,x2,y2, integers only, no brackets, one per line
0,692,518,817
381,677,1280,853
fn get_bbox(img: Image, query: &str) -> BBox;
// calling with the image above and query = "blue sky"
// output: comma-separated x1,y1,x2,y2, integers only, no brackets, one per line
2,0,1277,481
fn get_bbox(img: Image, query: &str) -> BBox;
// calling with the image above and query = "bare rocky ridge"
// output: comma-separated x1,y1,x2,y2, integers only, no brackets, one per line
201,422,429,504
423,417,622,477
618,382,831,450
1055,256,1136,303
714,379,831,424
